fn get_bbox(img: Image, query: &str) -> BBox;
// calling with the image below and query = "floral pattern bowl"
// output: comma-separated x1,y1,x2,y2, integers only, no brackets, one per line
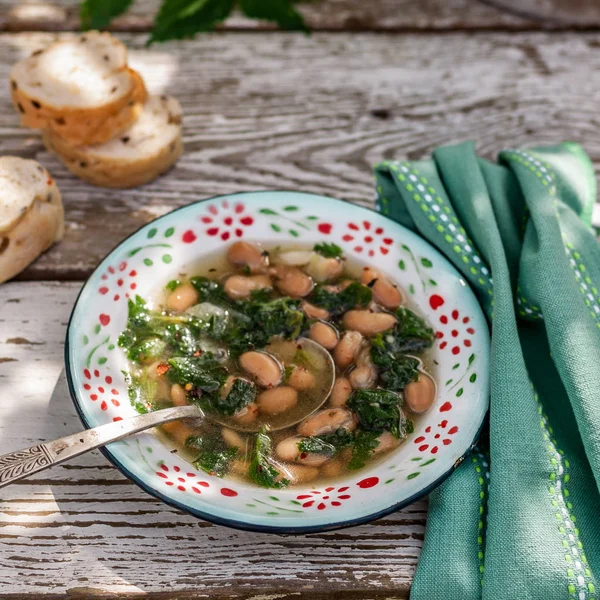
65,191,490,533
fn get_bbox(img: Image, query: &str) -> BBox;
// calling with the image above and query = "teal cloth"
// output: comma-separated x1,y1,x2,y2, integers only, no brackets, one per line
374,142,600,600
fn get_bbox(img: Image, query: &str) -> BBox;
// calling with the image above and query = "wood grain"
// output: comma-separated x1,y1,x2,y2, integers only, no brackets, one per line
0,0,552,33
0,32,599,280
0,281,425,597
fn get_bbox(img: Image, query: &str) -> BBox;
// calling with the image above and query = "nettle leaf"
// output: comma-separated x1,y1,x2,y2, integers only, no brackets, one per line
80,0,133,30
239,0,307,31
150,0,236,44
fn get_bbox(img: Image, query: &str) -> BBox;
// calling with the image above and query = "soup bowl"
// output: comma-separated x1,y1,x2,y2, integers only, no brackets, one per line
66,191,490,533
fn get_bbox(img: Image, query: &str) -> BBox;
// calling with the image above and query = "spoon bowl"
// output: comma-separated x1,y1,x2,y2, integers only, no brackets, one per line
212,337,336,433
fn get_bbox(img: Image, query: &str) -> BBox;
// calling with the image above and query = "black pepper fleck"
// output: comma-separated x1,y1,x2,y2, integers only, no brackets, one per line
121,136,130,144
32,49,43,56
31,100,41,109
10,80,17,90
17,102,24,113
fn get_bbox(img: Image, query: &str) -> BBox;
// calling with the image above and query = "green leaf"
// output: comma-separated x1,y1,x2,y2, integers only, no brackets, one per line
407,472,420,480
83,335,89,345
164,227,175,238
348,430,381,470
80,0,133,30
470,373,477,383
239,0,307,31
148,228,158,239
348,389,411,439
259,208,278,215
248,430,289,489
468,353,476,365
165,279,181,292
271,223,282,232
456,388,464,397
150,0,236,44
282,205,299,212
420,257,433,268
429,279,438,286
310,282,371,315
409,284,415,295
398,260,406,271
401,244,411,252
289,229,299,237
144,258,153,266
421,458,436,466
97,356,107,365
313,242,343,259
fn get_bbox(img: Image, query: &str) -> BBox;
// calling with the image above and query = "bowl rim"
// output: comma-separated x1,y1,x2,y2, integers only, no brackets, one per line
64,189,489,534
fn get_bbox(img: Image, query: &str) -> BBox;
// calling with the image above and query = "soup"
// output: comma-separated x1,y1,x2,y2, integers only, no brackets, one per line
119,241,437,488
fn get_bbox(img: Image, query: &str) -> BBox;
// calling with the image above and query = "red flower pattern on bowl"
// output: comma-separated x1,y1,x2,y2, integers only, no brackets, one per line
414,419,460,455
296,486,352,510
156,464,239,497
98,260,138,303
342,220,394,257
201,200,254,241
83,368,121,416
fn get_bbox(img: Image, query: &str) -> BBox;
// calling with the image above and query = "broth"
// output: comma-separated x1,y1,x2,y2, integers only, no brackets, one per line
120,241,437,488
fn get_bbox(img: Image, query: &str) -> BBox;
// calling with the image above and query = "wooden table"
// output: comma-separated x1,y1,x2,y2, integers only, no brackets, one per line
1,1,599,597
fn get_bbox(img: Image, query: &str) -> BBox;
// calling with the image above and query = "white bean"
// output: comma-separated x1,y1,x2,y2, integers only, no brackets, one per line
227,241,269,273
333,331,363,369
348,364,377,389
329,377,352,407
277,463,319,485
372,431,401,455
166,282,199,312
224,274,272,299
287,366,316,390
301,301,330,320
309,321,339,350
305,254,344,283
297,408,356,437
361,267,403,309
342,310,397,337
239,351,282,388
270,265,314,297
320,458,344,478
222,427,246,449
232,402,259,426
170,383,188,406
404,372,436,413
257,386,298,415
276,436,330,467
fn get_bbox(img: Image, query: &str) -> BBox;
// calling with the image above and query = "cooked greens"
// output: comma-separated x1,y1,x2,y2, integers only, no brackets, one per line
248,430,289,489
309,281,372,315
313,242,343,259
347,389,413,440
187,435,239,477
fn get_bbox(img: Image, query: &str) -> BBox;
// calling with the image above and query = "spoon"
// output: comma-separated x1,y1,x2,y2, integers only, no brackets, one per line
0,338,335,489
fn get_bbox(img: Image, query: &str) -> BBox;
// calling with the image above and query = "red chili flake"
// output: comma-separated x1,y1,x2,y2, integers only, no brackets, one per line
193,350,202,357
47,178,53,185
300,452,308,460
156,363,170,376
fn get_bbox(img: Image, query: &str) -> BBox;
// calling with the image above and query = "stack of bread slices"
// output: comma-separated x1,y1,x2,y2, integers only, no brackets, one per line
10,31,183,189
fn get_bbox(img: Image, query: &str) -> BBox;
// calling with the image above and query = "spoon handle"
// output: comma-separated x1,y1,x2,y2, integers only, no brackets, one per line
0,404,203,489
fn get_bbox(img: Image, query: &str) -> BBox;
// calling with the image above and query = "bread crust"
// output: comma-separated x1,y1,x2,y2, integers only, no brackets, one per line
12,68,147,145
0,157,63,283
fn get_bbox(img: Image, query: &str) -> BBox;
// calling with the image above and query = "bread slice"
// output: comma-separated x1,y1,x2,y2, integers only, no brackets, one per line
0,157,64,283
44,95,183,188
10,32,148,143
13,65,147,146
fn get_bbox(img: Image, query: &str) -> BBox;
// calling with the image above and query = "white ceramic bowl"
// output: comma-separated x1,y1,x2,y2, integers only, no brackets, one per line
66,191,489,533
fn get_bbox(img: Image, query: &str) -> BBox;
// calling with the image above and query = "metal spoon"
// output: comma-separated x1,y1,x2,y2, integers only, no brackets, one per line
0,338,335,489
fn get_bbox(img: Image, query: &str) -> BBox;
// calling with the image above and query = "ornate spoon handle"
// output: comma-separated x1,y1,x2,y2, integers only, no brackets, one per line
0,404,202,488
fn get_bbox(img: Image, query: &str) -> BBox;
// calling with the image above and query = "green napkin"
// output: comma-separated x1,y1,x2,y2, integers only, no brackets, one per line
374,142,600,600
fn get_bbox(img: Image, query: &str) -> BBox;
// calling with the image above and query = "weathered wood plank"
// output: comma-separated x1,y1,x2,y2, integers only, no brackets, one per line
0,0,549,33
0,282,425,597
1,31,600,281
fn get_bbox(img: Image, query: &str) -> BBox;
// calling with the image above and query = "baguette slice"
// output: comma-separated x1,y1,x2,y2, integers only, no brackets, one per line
13,66,147,146
44,95,183,189
0,157,64,283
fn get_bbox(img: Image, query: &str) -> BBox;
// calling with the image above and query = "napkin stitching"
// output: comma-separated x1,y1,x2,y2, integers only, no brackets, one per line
562,237,600,327
534,387,594,599
471,451,489,586
377,161,494,297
